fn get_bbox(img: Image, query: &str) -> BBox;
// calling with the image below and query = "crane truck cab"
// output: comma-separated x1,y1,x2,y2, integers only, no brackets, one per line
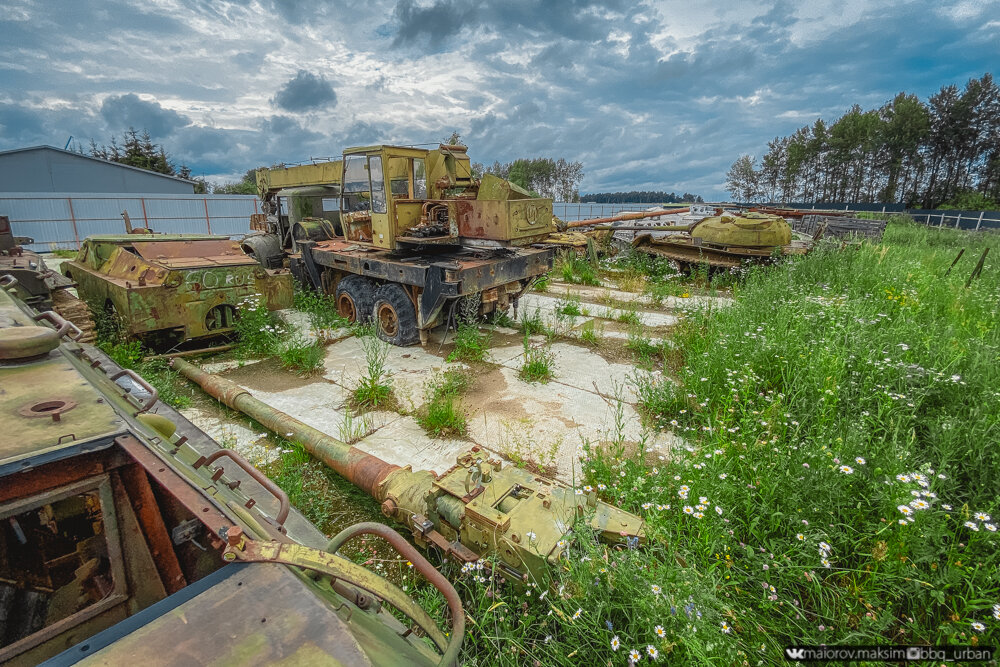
248,144,555,346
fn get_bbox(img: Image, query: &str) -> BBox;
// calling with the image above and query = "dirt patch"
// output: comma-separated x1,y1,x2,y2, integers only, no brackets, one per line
220,357,331,393
462,365,529,419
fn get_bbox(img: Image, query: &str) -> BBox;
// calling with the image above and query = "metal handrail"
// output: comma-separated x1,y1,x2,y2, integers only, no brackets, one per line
194,449,290,530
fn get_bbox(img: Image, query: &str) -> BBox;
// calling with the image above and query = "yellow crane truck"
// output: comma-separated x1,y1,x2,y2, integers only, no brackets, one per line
244,144,555,345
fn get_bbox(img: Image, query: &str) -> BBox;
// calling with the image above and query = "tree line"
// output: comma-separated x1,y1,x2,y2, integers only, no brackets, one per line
725,73,1000,210
89,128,209,193
89,129,588,200
580,191,704,204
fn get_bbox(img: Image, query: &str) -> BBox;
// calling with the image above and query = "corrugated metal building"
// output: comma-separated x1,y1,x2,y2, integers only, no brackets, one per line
0,146,196,194
1,193,260,251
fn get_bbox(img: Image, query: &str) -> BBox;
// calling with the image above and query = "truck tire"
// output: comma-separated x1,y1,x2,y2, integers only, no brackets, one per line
373,283,419,346
336,275,375,324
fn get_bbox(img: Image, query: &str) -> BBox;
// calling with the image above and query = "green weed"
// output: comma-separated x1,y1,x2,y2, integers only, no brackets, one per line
447,322,491,363
294,286,349,333
518,308,548,337
579,319,602,345
556,295,583,317
518,331,555,383
556,253,601,286
234,298,286,358
416,369,469,438
278,339,325,375
351,325,395,410
487,310,518,328
615,309,641,326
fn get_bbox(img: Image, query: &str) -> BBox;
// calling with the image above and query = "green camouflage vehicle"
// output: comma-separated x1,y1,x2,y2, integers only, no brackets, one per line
0,283,464,666
60,234,293,348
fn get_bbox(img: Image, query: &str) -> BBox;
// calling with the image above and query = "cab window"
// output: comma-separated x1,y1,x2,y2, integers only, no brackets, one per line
414,158,427,198
368,155,387,214
341,155,370,213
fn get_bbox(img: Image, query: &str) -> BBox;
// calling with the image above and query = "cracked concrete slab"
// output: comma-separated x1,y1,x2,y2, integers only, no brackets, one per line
352,416,471,475
519,293,679,328
461,360,678,481
321,335,464,409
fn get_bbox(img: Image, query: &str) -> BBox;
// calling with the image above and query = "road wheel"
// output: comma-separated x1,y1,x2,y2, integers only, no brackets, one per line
335,275,375,324
373,283,419,346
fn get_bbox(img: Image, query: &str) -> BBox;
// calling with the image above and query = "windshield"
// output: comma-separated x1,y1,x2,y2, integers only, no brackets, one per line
369,155,386,214
342,155,370,212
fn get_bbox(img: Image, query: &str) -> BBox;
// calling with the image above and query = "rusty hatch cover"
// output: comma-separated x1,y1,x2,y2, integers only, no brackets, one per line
132,239,253,268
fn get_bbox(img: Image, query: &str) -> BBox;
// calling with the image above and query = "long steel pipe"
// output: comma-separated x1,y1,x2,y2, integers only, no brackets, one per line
171,357,399,498
565,207,691,228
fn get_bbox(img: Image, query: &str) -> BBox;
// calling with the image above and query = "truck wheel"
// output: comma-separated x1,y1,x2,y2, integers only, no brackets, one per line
336,276,375,323
373,283,419,346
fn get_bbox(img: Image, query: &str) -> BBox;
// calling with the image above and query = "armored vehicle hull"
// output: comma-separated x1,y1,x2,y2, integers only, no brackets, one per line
61,234,293,348
0,215,97,341
0,281,464,666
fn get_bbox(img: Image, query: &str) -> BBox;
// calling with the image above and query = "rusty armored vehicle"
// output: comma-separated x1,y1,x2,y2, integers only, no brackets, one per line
0,282,465,665
248,144,555,346
60,233,293,348
629,211,812,271
172,357,646,584
0,215,96,342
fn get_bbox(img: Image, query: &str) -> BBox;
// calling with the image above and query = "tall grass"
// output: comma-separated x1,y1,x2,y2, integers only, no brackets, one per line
442,221,1000,665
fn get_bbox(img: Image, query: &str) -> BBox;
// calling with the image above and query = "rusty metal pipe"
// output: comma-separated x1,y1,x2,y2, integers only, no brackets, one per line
565,207,691,228
170,357,399,499
591,225,693,231
326,522,465,667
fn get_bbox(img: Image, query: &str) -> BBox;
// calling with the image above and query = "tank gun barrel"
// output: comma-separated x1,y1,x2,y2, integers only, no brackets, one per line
172,358,646,582
171,357,398,497
565,207,693,228
591,224,694,232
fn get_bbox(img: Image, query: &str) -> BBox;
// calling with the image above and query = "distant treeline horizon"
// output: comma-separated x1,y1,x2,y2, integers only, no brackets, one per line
579,191,705,204
726,73,1000,211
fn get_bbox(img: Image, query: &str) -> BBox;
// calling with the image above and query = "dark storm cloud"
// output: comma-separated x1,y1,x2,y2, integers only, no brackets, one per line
100,94,190,138
271,70,338,112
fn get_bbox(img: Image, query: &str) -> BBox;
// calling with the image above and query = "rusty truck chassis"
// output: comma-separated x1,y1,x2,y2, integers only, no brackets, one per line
294,238,552,333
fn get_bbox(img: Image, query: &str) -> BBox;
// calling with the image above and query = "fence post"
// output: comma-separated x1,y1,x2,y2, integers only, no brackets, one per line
954,213,961,229
939,212,945,227
975,211,984,231
926,214,931,224
203,198,212,234
881,206,886,214
66,197,80,249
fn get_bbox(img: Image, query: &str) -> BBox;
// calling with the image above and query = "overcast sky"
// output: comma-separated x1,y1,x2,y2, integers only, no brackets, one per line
2,0,997,199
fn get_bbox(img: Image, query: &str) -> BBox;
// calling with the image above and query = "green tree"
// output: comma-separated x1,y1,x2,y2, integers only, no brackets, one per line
89,127,201,188
725,154,759,202
878,92,929,204
214,168,259,195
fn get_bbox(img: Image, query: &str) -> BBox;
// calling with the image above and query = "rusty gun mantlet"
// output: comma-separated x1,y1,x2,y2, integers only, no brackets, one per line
171,358,645,582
